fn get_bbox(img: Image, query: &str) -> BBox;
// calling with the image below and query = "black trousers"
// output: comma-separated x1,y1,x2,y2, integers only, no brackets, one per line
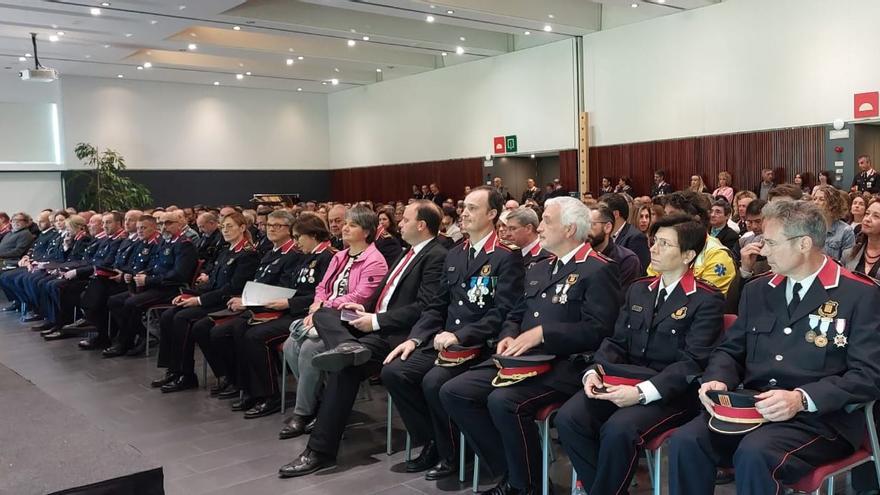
306,307,395,457
439,366,577,491
667,413,853,495
555,390,697,495
81,277,127,341
234,315,293,399
157,305,223,377
381,346,474,460
108,288,178,349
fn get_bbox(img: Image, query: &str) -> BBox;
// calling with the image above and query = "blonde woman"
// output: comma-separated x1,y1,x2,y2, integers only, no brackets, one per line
712,171,734,203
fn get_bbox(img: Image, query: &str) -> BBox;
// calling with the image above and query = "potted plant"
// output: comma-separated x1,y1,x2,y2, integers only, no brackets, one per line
67,142,152,211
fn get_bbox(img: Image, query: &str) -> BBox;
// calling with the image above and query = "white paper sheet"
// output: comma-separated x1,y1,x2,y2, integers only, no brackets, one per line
241,281,296,306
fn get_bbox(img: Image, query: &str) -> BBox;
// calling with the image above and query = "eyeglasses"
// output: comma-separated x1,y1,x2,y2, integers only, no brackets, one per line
762,235,806,249
266,223,290,229
653,238,680,249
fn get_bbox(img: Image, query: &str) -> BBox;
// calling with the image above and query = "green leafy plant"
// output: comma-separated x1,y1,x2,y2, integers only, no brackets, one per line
68,142,152,211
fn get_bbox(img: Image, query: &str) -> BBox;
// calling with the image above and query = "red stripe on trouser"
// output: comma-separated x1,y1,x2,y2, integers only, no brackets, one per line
513,391,557,488
770,435,825,495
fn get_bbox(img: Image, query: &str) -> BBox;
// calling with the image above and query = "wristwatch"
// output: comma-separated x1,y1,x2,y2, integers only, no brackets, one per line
799,390,809,411
636,385,647,405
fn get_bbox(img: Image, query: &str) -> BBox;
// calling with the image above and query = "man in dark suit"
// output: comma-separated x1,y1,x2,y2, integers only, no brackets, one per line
650,170,674,198
520,178,544,205
429,183,447,207
709,199,741,257
604,193,651,274
589,205,641,289
380,187,524,481
195,212,224,274
556,214,725,494
505,207,551,270
667,200,880,494
277,200,448,478
441,196,622,495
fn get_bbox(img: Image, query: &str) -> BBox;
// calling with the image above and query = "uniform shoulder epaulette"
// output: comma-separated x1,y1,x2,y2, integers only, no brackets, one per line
631,275,659,285
840,268,880,288
744,271,775,286
588,249,612,264
694,278,721,292
494,242,513,252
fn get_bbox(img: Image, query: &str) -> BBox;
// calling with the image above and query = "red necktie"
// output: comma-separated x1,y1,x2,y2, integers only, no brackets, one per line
376,250,415,312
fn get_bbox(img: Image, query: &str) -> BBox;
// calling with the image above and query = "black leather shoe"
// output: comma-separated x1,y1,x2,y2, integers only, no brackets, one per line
279,414,314,439
160,374,198,393
126,340,147,356
278,448,335,478
43,330,74,341
311,342,372,372
62,318,91,330
715,468,735,485
151,371,177,388
40,327,58,336
217,387,241,400
79,337,111,350
425,458,457,480
305,416,317,434
210,377,233,397
0,302,20,312
32,320,55,331
244,397,282,419
231,397,257,411
405,441,438,473
478,475,521,495
102,345,128,358
21,312,43,322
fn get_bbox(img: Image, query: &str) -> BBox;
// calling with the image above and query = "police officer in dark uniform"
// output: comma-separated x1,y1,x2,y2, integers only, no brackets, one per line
195,212,225,274
216,212,332,418
556,214,725,495
852,154,880,194
0,210,60,311
77,211,146,349
505,207,551,271
440,196,622,495
381,188,524,481
667,200,880,495
104,211,198,357
152,212,259,392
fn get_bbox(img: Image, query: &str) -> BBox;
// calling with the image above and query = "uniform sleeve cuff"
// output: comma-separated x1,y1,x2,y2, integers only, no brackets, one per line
637,380,662,404
371,314,380,332
582,369,598,385
796,388,818,412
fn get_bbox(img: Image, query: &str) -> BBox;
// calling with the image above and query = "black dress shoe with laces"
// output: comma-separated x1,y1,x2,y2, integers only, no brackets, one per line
278,448,336,478
231,396,258,411
405,441,438,473
425,458,458,480
279,414,314,439
32,320,55,331
151,371,177,388
43,330,74,341
244,397,282,419
102,345,128,358
160,374,199,393
79,337,111,350
210,377,234,397
217,386,242,400
311,342,372,372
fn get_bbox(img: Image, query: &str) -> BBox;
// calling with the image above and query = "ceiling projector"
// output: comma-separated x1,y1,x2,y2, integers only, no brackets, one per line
19,33,58,82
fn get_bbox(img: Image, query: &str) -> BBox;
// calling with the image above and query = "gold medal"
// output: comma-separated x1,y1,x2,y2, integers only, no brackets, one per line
814,335,828,348
805,330,817,343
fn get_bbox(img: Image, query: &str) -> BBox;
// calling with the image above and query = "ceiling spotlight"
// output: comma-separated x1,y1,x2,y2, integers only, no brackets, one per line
103,44,110,48
143,61,152,68
187,43,197,50
84,54,91,58
90,7,101,15
288,48,294,52
25,53,32,57
125,33,132,37
631,2,638,7
297,56,304,60
426,15,435,23
446,9,454,14
245,71,251,75
18,56,26,62
52,24,58,29
101,1,110,5
455,46,464,55
178,4,186,10
321,81,327,85
137,65,143,70
286,58,294,65
57,31,65,36
333,67,340,72
150,20,158,25
376,68,382,72
459,36,466,41
330,78,339,85
429,4,435,8
213,81,219,86
362,35,370,41
658,0,666,2
236,74,244,80
232,25,241,30
48,35,59,42
297,87,302,91
440,51,447,56
117,74,123,78
543,24,552,32
524,30,531,35
548,14,555,19
347,39,356,47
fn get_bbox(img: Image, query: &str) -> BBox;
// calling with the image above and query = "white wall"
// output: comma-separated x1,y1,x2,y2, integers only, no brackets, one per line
61,76,330,170
328,39,578,168
0,172,64,215
583,0,880,146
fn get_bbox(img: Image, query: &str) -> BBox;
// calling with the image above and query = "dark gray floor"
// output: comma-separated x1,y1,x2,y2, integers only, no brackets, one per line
0,305,744,495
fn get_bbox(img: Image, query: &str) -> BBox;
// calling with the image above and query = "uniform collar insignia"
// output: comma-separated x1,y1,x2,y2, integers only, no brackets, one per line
574,242,593,263
312,240,331,254
278,238,296,254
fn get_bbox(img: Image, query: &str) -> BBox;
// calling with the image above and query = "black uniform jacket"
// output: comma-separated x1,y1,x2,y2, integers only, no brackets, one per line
75,229,128,278
705,257,880,447
521,242,553,271
196,229,225,274
197,238,260,308
592,270,724,402
143,232,198,288
409,231,524,347
287,240,334,318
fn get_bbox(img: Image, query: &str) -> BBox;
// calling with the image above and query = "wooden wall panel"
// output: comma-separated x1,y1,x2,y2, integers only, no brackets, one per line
329,158,483,203
559,150,579,193
589,125,826,197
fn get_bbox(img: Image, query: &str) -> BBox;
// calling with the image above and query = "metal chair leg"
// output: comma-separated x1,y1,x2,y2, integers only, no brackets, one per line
386,393,393,456
827,475,834,494
652,446,662,495
542,418,550,495
280,348,287,415
404,433,412,462
472,453,480,493
202,353,208,389
571,467,578,495
459,431,466,483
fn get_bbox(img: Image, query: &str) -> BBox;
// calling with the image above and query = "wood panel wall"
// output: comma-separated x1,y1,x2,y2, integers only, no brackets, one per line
588,125,826,197
329,158,484,203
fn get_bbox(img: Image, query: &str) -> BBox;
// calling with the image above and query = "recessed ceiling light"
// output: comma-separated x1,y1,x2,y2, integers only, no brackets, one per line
455,46,464,55
18,56,26,62
658,0,666,2
117,74,123,78
429,4,436,8
238,63,244,67
137,65,143,70
52,24,58,29
48,35,59,42
286,58,294,65
446,9,454,14
548,14,555,19
426,15,435,23
297,87,302,91
232,25,241,30
150,20,158,25
330,78,339,85
103,44,110,48
178,5,186,10
125,33,132,37
236,74,244,80
321,81,327,85
297,56,304,60
190,32,197,37
347,39,356,47
143,62,152,68
84,54,91,58
376,68,382,72
213,81,219,86
187,43,197,50
349,28,356,33
245,71,251,75
440,51,447,56
631,2,638,7
530,154,536,159
288,48,294,52
334,67,340,72
25,53,32,57
90,7,101,15
57,31,65,36
459,36,466,41
524,30,531,35
543,24,552,32
362,35,370,41
101,1,110,6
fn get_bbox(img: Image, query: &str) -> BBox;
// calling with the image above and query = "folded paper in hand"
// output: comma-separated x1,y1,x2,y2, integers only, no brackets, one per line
241,281,296,306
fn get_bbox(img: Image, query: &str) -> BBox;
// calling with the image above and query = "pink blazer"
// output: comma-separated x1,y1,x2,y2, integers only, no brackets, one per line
314,242,388,309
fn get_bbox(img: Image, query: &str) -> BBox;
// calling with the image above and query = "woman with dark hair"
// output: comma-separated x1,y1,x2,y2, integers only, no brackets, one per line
794,172,811,195
849,193,870,230
438,206,462,249
812,171,833,195
376,206,403,264
278,205,389,437
844,198,880,279
614,177,634,196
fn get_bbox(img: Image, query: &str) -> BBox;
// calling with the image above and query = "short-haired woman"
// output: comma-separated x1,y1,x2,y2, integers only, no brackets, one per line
712,171,734,203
